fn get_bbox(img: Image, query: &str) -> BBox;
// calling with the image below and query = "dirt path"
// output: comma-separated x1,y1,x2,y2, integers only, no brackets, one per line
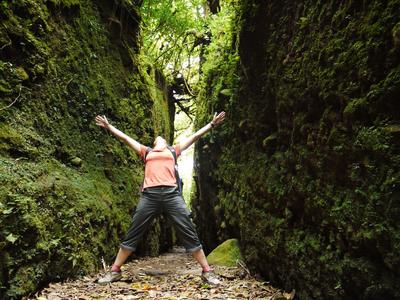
28,247,294,300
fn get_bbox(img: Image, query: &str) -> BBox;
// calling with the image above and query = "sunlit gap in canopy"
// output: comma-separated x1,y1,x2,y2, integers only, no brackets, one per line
172,54,200,204
139,0,207,204
174,109,194,204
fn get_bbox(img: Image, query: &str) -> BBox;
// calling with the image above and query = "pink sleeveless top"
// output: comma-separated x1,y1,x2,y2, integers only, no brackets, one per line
140,144,181,189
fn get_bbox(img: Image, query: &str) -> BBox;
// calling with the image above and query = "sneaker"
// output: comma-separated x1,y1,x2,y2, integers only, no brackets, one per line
97,271,122,284
201,270,221,285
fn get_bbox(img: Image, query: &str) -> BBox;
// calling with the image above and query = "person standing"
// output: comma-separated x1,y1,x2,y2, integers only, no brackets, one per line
95,111,225,285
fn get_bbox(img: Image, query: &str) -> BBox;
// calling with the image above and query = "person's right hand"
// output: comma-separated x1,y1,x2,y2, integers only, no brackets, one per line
95,115,110,129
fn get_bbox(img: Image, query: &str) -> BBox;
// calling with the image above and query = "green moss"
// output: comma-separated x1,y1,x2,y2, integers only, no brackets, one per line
14,67,29,81
47,0,80,8
343,98,368,115
0,79,12,94
384,124,400,133
0,0,174,298
392,22,400,48
70,156,82,167
194,0,400,299
207,239,243,267
262,133,277,148
0,124,24,152
354,126,391,152
6,265,44,297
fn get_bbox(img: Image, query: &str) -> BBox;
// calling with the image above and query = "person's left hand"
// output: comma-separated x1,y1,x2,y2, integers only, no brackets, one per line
211,111,226,126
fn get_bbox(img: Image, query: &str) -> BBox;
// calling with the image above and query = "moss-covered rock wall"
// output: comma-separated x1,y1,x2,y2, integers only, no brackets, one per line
0,0,173,298
193,1,400,299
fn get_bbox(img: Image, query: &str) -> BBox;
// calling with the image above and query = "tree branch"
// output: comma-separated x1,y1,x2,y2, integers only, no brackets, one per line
0,85,22,112
176,100,193,121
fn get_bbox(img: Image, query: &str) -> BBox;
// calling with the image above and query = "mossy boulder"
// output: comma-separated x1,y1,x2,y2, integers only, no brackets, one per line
207,239,243,267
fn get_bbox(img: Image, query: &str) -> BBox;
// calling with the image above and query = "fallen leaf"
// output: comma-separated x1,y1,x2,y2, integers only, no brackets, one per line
283,289,296,300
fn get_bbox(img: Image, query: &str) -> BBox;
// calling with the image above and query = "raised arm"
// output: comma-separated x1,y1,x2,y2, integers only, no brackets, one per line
179,111,226,152
95,115,141,154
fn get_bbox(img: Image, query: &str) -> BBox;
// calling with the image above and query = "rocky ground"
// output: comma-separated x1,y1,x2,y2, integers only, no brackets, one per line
26,247,295,300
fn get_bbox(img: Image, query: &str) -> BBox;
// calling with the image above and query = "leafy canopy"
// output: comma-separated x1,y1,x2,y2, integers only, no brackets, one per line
140,0,206,77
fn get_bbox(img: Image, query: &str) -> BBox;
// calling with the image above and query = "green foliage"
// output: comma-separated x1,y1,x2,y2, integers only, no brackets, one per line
140,0,205,72
196,0,239,125
140,0,210,118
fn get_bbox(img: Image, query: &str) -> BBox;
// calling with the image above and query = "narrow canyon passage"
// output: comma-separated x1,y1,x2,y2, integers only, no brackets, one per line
1,0,399,299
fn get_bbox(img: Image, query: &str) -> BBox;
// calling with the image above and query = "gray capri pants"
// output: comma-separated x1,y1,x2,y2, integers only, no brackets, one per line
120,185,202,253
